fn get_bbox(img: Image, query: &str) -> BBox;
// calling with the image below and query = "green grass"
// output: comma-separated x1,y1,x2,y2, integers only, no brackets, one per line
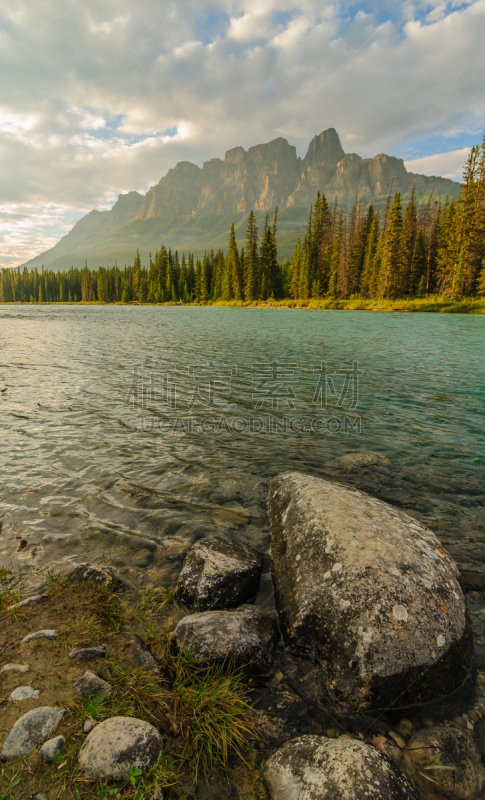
0,566,24,613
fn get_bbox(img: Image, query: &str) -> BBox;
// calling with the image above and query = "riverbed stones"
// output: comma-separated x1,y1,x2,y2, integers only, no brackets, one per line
269,472,473,710
9,686,40,702
172,605,279,673
0,706,64,761
39,735,65,762
75,671,112,698
264,735,417,800
78,716,163,780
21,629,59,644
402,724,485,799
176,536,263,610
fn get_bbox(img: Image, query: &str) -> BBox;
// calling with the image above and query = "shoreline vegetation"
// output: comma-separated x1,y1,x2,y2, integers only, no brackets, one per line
2,296,485,313
2,139,485,311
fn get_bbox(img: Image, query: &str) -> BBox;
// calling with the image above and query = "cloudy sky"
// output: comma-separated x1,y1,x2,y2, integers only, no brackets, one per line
0,0,484,268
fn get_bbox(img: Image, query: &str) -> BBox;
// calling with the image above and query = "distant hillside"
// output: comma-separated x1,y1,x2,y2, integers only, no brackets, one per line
24,129,460,270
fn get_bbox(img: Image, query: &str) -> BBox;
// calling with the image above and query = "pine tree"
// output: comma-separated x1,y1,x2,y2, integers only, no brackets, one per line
378,193,403,298
243,210,259,301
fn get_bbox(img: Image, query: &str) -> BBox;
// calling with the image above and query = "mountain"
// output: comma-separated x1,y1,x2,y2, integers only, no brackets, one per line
24,128,460,270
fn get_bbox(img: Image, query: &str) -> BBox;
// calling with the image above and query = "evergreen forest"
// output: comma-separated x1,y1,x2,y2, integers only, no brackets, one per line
1,140,485,305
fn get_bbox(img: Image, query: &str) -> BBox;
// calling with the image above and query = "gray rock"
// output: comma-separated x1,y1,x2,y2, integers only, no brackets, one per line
69,646,106,661
78,716,163,780
125,634,160,672
176,536,262,610
21,629,59,644
39,735,65,762
269,472,473,710
9,686,40,702
8,593,48,611
264,735,417,799
0,706,64,760
1,663,29,672
66,562,125,590
172,605,279,673
402,724,485,800
75,671,111,698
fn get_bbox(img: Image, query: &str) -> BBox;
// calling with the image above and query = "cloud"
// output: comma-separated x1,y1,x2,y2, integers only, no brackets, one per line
0,0,483,266
405,147,470,180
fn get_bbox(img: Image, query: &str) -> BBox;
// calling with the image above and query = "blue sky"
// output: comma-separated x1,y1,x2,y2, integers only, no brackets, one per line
0,0,484,267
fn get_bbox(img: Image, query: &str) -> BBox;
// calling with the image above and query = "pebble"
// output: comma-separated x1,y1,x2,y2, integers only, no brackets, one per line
453,715,467,729
69,646,106,661
83,719,97,733
75,671,112,698
1,663,29,673
9,686,40,702
39,735,65,762
21,629,59,644
8,594,48,611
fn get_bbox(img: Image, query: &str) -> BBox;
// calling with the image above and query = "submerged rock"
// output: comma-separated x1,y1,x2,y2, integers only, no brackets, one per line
75,671,111,698
66,562,125,590
334,451,392,472
269,472,473,711
39,735,65,762
78,716,163,780
0,706,64,761
172,605,279,673
402,724,485,800
176,536,263,610
264,735,417,799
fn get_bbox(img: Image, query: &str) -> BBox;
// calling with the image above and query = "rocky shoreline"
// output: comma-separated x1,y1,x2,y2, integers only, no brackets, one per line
2,470,485,798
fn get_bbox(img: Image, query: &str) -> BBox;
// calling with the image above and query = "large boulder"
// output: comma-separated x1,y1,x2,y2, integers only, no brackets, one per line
402,724,485,800
172,605,279,673
176,536,263,610
78,716,163,781
269,472,472,711
264,735,417,799
0,707,64,761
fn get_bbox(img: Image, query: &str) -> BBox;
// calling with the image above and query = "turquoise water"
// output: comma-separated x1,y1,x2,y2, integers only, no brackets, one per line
0,304,484,591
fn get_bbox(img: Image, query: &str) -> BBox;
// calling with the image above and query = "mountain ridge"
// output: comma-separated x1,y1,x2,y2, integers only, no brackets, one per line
23,128,460,270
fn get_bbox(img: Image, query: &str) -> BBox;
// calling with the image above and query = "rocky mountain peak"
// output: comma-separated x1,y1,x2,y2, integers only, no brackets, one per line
303,128,345,169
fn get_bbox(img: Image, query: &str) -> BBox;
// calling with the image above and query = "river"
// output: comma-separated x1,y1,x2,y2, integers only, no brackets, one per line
1,304,484,613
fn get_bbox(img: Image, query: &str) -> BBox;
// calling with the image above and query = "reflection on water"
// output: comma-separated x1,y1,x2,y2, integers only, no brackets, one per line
0,304,484,597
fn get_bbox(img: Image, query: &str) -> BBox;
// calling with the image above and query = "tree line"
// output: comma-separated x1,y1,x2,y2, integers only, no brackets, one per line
1,139,484,304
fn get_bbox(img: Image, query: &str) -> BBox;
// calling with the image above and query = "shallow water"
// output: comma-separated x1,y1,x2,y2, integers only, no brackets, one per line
1,304,484,600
